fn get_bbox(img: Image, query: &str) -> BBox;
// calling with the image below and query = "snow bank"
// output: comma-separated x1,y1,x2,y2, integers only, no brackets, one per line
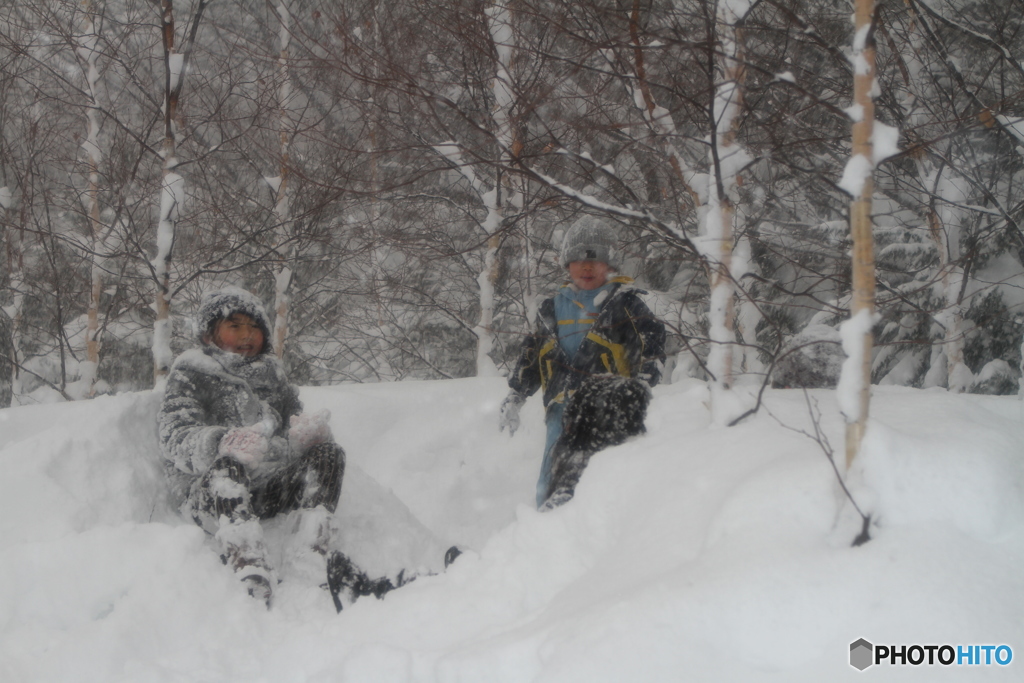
856,389,1024,540
2,379,1023,682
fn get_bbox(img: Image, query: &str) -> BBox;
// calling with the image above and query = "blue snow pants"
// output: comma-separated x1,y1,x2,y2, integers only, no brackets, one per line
537,402,566,507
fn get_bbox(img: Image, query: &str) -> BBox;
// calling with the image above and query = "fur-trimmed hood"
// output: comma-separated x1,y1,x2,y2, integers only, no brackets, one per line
195,286,273,354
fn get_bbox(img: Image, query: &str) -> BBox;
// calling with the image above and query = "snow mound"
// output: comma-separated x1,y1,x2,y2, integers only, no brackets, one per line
2,379,1024,682
857,392,1024,539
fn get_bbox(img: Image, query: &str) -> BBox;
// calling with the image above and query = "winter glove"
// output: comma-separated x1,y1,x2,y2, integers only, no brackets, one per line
218,422,272,467
638,359,663,388
498,392,527,436
288,409,333,454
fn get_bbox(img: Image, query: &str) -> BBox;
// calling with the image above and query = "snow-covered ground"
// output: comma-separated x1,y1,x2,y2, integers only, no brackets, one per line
1,377,1023,682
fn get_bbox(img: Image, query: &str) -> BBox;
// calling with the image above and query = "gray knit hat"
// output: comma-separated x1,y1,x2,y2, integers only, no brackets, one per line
559,215,619,268
196,286,273,353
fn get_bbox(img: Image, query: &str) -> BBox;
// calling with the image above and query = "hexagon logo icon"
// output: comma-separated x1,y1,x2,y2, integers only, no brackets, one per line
850,638,874,671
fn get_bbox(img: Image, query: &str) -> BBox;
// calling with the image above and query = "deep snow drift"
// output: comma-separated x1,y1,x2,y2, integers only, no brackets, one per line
1,377,1023,682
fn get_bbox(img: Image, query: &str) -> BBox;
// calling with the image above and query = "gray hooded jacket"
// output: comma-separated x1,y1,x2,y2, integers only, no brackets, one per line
158,288,302,478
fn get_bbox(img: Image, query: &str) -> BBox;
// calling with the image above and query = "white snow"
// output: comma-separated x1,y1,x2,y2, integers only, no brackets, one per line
168,53,185,93
2,378,1023,681
838,153,873,197
160,171,185,224
844,102,865,123
152,169,184,284
265,175,283,194
852,25,873,64
151,317,174,380
871,122,900,165
836,308,879,423
998,116,1024,147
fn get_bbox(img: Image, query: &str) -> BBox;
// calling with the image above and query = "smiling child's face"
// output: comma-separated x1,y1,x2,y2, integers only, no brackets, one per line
568,260,611,291
208,313,264,357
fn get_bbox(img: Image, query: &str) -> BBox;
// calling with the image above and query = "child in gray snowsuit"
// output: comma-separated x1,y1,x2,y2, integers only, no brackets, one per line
499,216,666,508
159,287,349,606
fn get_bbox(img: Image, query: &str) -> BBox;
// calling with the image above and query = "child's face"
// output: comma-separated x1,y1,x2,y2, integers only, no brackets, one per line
208,313,265,357
568,260,611,290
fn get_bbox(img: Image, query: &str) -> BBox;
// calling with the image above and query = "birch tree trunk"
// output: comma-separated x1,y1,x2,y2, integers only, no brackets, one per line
522,205,538,328
475,0,522,378
366,2,389,336
152,0,209,382
152,0,180,382
839,0,878,468
78,1,104,396
930,168,969,391
271,0,295,359
706,0,751,423
625,0,762,402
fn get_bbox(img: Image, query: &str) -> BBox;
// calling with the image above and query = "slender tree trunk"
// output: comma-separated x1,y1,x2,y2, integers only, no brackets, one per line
628,1,765,394
842,0,878,468
706,1,750,422
79,1,104,396
736,248,764,378
152,0,179,382
474,0,521,378
931,170,969,391
272,0,295,359
523,197,537,328
367,2,388,334
152,0,209,382
476,230,501,377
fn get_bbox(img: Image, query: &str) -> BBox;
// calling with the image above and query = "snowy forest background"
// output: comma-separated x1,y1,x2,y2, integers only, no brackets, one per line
2,0,1024,406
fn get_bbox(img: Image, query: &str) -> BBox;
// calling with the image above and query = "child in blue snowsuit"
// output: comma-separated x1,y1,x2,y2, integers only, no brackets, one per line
499,216,666,507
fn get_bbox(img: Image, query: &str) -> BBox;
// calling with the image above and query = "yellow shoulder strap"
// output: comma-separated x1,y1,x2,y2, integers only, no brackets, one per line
585,332,630,377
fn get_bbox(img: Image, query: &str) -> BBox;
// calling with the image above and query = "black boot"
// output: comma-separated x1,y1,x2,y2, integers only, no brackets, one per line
242,573,273,608
326,551,396,613
444,545,463,568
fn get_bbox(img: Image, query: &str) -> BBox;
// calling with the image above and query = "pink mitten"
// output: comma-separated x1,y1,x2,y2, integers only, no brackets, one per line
289,410,332,453
218,424,271,467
